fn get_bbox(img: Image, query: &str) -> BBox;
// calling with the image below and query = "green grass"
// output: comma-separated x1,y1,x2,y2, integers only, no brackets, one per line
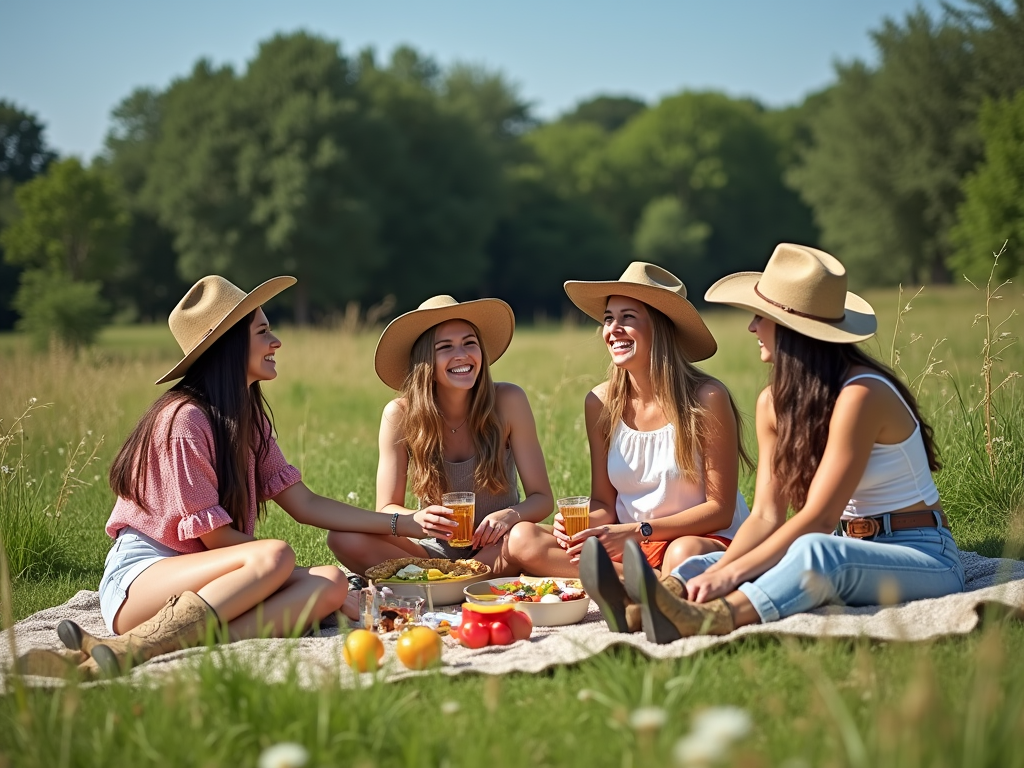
1,283,1023,767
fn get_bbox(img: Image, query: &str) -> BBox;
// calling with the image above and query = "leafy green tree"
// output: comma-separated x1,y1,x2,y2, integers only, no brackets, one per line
787,6,1024,286
1,158,125,345
633,196,710,277
442,63,536,161
950,92,1024,280
12,270,108,348
485,174,629,317
2,158,127,281
0,101,58,329
0,101,57,184
100,87,187,321
594,91,814,293
524,120,608,198
358,47,504,309
563,95,647,133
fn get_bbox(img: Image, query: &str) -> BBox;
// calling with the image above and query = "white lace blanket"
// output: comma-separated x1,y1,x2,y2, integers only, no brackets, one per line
3,551,1022,691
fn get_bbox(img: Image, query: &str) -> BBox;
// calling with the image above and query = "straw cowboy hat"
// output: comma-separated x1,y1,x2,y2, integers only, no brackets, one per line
374,295,515,390
704,243,876,343
155,275,296,385
563,261,717,362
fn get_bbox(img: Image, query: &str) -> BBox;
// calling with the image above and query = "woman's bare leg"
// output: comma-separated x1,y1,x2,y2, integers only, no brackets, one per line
724,591,759,628
327,531,430,575
228,566,349,639
116,539,296,633
661,536,726,577
505,522,578,578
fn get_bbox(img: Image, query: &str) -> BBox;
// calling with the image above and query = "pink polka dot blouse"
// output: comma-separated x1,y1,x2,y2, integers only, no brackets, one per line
104,401,301,553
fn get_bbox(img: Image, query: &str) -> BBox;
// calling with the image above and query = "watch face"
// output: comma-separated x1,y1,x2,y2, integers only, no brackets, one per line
640,522,653,537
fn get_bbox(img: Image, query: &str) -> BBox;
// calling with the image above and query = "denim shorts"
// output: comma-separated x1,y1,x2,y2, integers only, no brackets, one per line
99,527,179,633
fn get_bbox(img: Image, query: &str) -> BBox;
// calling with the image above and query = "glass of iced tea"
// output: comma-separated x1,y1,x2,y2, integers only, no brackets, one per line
557,496,591,539
442,491,475,548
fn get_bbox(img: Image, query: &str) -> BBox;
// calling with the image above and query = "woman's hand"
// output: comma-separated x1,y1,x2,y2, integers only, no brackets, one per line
552,512,569,549
564,524,635,563
472,509,519,549
412,505,456,541
685,566,740,604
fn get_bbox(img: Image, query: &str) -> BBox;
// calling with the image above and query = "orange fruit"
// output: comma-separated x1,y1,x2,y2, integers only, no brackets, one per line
343,629,384,672
395,626,443,670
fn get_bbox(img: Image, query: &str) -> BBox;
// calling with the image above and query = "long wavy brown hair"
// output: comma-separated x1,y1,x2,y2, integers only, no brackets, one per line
598,303,752,481
398,321,509,506
109,310,273,531
771,324,940,511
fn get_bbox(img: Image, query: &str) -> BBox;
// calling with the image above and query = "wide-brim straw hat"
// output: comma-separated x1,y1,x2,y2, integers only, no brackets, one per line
703,243,876,343
374,295,515,390
563,261,717,362
156,275,296,385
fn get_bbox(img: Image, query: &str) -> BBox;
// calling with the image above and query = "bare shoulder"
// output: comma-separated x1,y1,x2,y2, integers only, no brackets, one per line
495,381,528,405
589,381,610,405
695,378,732,409
381,397,407,426
754,385,776,428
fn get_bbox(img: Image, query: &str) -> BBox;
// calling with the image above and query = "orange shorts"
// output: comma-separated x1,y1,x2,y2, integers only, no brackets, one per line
610,536,731,569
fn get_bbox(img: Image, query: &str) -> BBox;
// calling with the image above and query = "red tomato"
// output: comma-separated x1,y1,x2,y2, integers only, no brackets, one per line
489,621,514,646
507,610,533,642
458,620,490,649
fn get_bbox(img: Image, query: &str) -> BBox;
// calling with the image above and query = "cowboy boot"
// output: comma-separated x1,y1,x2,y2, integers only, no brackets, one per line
58,592,216,676
622,539,734,643
13,648,88,678
580,538,688,633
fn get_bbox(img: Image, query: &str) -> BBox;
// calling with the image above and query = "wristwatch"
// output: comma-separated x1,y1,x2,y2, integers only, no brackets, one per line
639,521,653,543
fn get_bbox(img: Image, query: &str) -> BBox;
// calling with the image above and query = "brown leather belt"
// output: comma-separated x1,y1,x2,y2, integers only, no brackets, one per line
840,511,948,539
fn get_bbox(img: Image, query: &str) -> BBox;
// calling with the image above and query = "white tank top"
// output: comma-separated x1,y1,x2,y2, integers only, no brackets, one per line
841,373,940,519
608,420,750,540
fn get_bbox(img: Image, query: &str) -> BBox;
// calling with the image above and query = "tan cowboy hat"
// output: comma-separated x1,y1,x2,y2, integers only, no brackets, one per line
155,275,296,385
374,295,515,390
704,243,876,343
563,261,717,362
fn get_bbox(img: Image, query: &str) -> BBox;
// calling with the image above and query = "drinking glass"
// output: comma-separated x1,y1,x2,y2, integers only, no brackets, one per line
557,496,591,539
442,492,475,548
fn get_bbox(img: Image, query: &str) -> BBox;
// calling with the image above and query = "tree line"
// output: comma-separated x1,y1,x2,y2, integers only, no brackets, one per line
2,0,1023,345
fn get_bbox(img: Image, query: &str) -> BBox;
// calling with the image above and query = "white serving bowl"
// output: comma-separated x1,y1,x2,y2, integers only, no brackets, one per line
379,572,492,610
463,577,592,627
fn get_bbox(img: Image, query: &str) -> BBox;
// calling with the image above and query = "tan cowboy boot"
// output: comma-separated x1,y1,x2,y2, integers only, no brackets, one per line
58,592,216,676
13,648,88,678
625,577,685,631
622,539,734,643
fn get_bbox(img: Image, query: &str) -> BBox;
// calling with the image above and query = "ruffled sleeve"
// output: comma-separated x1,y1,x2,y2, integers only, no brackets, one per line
163,406,234,541
257,416,302,502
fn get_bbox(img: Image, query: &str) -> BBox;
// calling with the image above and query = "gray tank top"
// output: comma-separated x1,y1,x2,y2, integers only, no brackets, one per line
426,448,520,558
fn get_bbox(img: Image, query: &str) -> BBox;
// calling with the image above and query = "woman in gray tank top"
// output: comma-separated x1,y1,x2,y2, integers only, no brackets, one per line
328,295,554,578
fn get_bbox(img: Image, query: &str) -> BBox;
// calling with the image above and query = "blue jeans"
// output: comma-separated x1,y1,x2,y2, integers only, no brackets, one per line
671,515,965,623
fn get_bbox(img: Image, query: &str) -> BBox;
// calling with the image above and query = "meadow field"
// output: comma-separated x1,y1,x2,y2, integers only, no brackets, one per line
2,283,1023,767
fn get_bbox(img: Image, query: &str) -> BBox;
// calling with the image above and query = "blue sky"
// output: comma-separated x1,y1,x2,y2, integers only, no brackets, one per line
3,0,946,160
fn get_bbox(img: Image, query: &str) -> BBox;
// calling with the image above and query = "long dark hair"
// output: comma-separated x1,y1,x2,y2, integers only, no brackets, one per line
771,325,940,511
109,310,273,530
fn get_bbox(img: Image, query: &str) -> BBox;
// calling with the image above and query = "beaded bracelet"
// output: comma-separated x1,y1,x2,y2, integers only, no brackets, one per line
390,511,399,536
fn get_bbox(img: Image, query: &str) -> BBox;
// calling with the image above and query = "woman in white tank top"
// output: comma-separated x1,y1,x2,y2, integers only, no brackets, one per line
614,244,964,643
512,263,752,631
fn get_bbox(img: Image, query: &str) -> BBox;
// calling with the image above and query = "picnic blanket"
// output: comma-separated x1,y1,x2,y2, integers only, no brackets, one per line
3,550,1023,691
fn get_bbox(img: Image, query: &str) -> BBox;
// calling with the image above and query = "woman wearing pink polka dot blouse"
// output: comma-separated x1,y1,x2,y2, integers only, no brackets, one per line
54,276,430,677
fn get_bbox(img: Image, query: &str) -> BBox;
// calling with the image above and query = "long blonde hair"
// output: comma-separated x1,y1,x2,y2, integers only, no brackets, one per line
598,303,751,480
398,321,510,505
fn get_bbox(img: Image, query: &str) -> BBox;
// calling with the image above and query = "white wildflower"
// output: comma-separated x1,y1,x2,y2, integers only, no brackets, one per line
577,688,594,702
347,491,359,502
440,700,460,715
29,397,37,404
57,447,65,456
257,742,309,768
673,733,727,766
629,706,667,733
1,465,10,474
691,706,752,742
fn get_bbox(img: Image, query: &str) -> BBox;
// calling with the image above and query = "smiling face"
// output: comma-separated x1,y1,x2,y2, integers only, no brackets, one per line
247,308,281,386
432,319,483,391
748,314,777,363
602,295,652,371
